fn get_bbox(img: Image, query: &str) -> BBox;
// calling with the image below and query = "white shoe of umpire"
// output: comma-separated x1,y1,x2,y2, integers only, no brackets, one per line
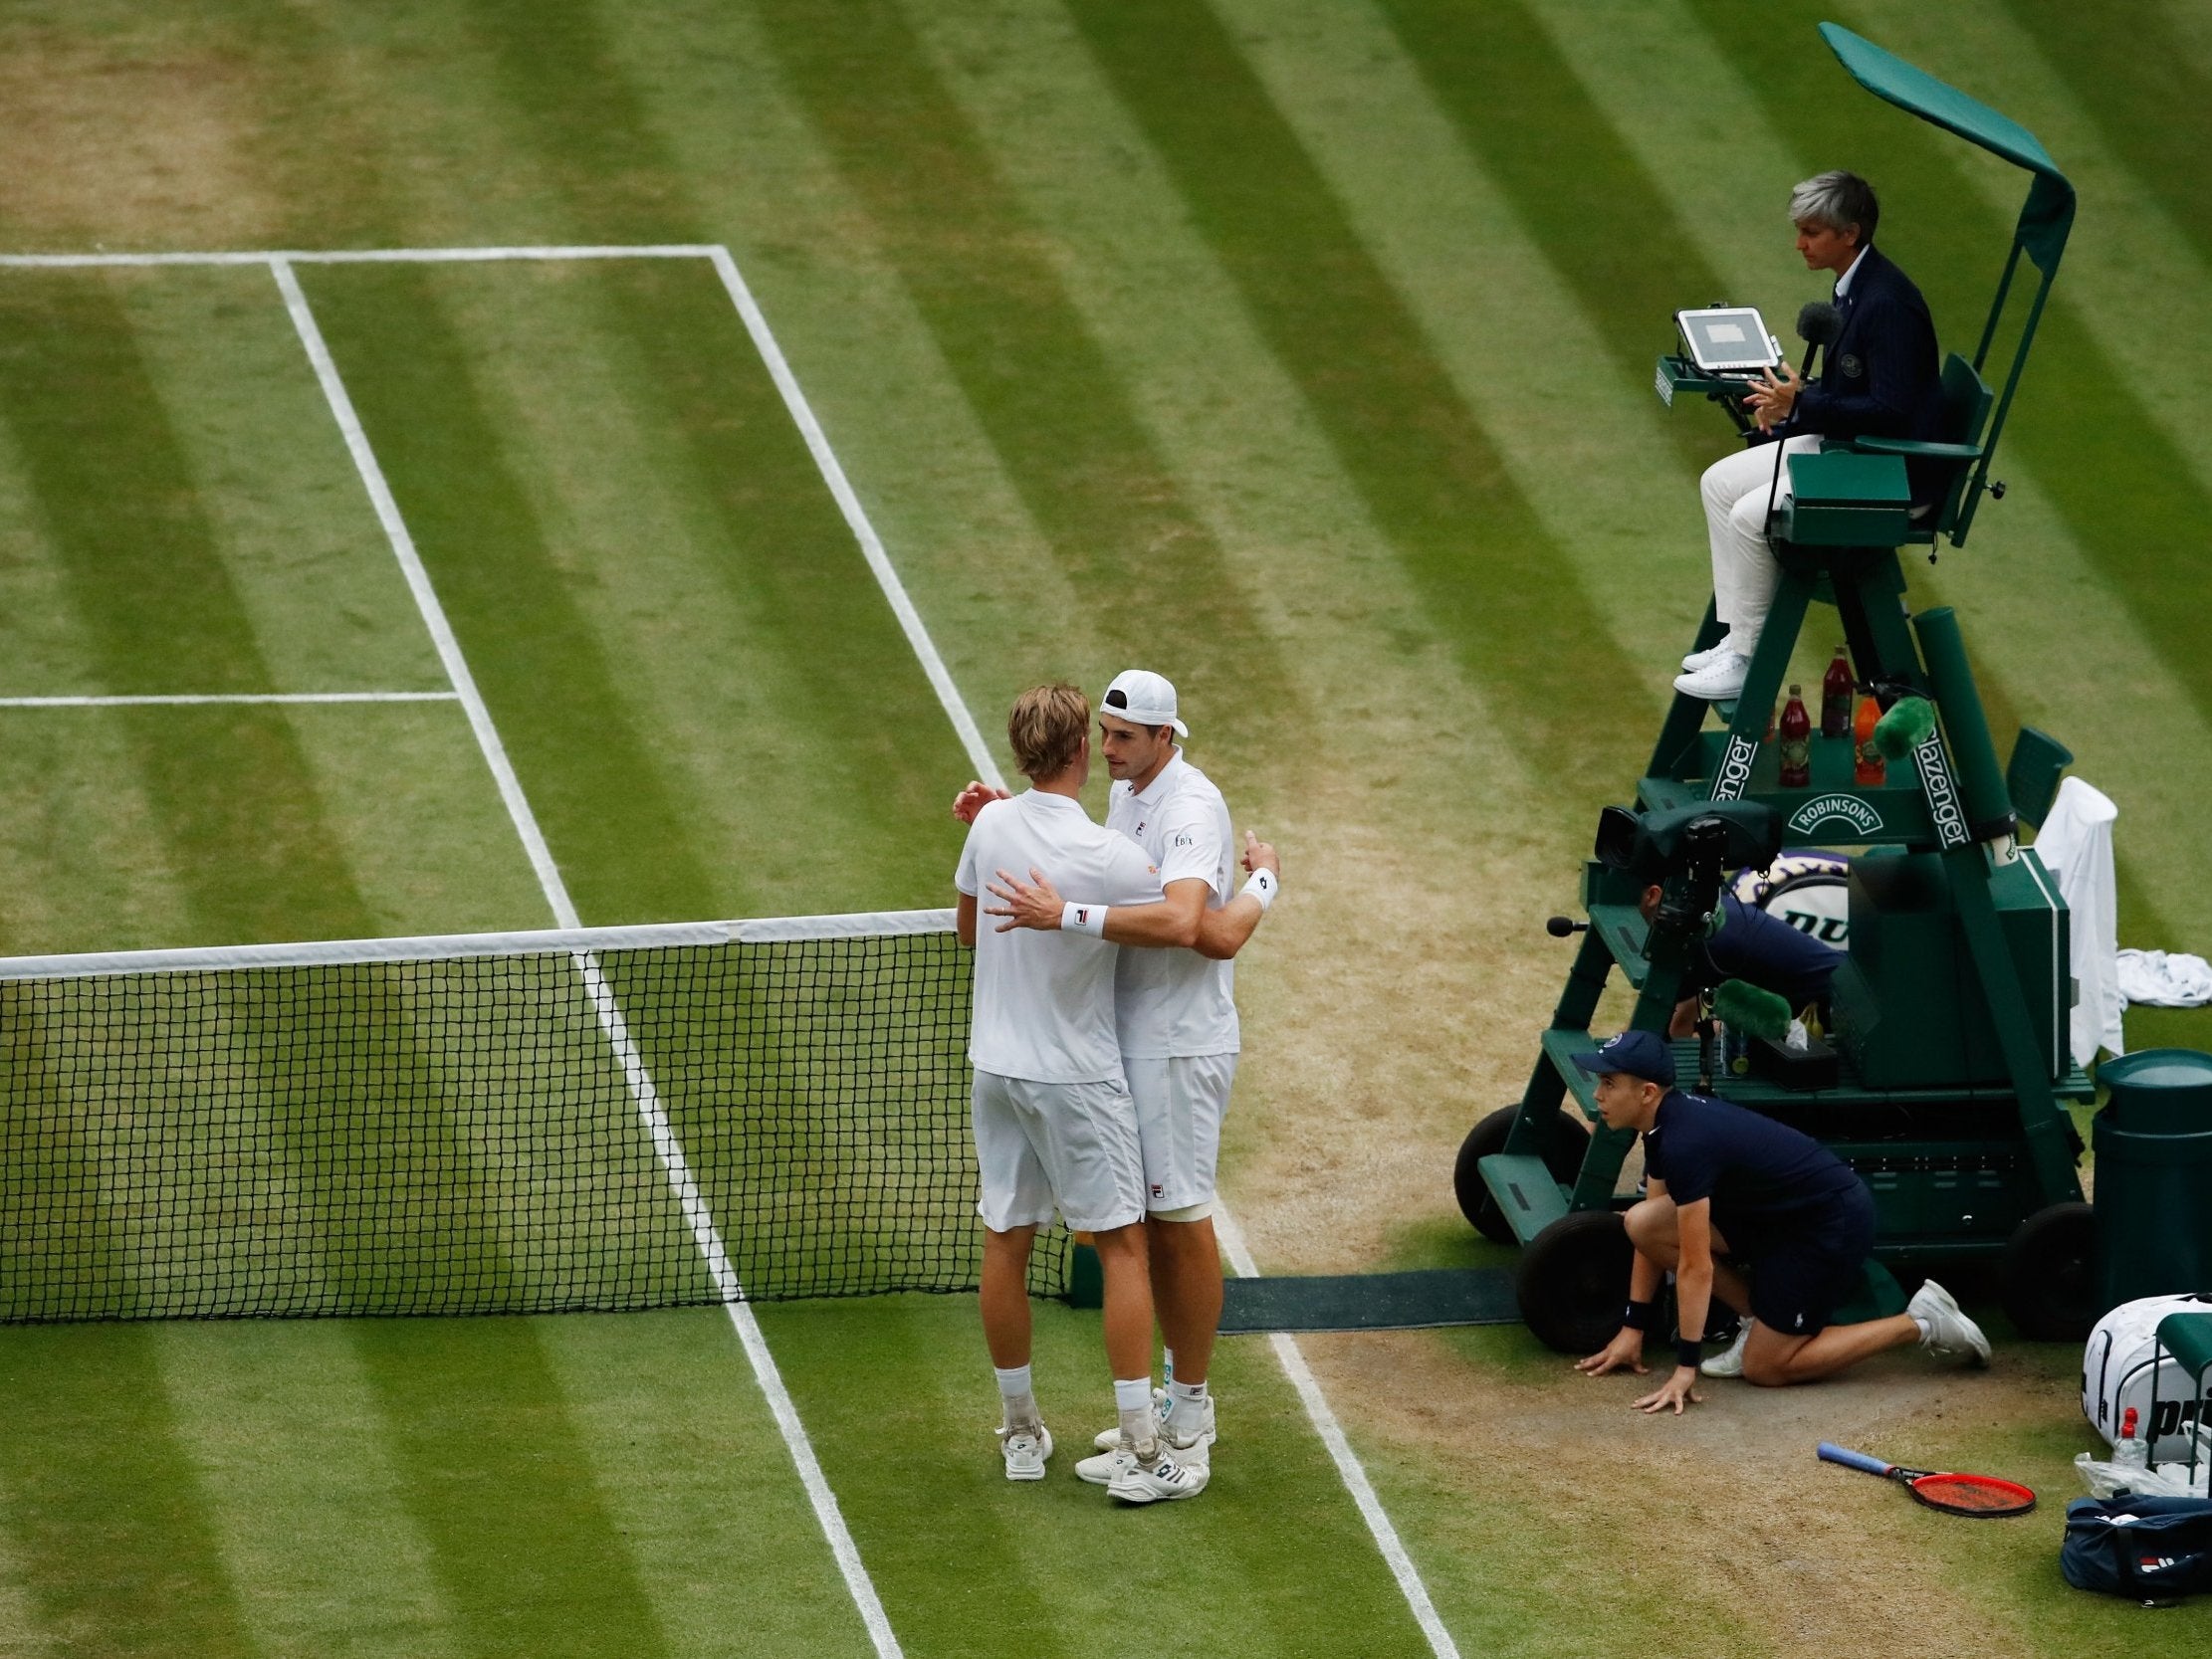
1091,1389,1217,1454
997,1424,1052,1482
1681,639,1738,674
1906,1279,1991,1367
1672,652,1751,702
1106,1440,1209,1506
1699,1318,1753,1378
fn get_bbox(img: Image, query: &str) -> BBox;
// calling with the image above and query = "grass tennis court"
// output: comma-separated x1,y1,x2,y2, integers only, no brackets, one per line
1,1,2209,1653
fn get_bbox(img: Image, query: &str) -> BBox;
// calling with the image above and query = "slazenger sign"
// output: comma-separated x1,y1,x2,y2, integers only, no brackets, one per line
1711,734,1759,802
1915,737,1970,849
1786,794,1884,837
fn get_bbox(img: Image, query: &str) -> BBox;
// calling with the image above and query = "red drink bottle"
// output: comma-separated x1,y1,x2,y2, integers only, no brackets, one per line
1779,685,1812,787
1821,646,1853,738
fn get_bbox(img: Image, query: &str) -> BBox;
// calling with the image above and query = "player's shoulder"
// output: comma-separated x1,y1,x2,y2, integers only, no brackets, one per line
1161,756,1228,813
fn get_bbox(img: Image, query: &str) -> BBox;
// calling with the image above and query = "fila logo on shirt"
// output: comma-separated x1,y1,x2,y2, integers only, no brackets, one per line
1172,833,1194,849
1133,820,1147,837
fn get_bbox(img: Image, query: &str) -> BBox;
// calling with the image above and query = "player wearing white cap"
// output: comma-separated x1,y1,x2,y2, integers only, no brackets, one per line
957,669,1278,1497
954,682,1208,1505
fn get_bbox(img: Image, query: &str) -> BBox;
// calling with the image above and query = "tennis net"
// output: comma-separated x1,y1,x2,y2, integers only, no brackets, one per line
0,910,1069,1322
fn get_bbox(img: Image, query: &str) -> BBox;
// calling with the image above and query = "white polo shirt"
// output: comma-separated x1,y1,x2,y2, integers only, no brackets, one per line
1107,751,1239,1060
955,790,1163,1084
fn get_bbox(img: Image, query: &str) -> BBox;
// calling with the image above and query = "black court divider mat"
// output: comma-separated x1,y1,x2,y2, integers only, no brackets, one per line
1218,1268,1520,1335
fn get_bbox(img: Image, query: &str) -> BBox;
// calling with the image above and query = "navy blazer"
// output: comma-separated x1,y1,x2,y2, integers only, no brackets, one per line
1783,243,1947,501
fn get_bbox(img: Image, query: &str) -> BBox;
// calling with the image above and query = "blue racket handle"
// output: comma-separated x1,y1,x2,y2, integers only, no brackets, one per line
1817,1442,1894,1477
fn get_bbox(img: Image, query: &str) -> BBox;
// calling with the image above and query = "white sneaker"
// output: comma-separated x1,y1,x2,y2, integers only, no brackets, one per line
1672,652,1751,701
1091,1389,1217,1453
1107,1441,1209,1505
1681,639,1738,673
1906,1279,1991,1367
997,1424,1052,1482
1700,1318,1753,1378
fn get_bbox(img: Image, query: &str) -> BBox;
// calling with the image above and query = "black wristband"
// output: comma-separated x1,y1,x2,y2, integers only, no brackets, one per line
1622,1300,1655,1333
1675,1337,1704,1370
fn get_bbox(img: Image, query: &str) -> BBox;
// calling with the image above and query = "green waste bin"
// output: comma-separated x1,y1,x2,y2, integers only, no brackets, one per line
2094,1049,2212,1315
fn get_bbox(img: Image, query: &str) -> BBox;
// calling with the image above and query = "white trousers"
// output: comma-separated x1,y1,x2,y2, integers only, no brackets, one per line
1700,435,1820,653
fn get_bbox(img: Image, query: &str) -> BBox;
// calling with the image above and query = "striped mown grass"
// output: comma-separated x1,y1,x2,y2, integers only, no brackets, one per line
0,0,2208,1653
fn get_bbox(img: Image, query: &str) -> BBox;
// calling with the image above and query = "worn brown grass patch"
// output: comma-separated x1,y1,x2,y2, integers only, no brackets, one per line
0,23,282,249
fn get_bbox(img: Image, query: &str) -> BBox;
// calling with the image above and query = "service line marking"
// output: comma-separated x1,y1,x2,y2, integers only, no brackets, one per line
0,691,459,707
271,253,903,1659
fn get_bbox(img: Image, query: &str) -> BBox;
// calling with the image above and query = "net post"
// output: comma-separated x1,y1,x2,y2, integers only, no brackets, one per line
1065,1238,1104,1308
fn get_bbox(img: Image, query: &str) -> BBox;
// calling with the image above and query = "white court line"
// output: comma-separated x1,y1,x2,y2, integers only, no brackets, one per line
272,255,904,1659
0,691,458,707
702,244,1464,1656
0,245,718,269
705,248,1002,788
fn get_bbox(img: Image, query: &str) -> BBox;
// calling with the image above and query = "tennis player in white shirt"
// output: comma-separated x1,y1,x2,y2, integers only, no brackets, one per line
958,670,1278,1492
953,682,1207,1504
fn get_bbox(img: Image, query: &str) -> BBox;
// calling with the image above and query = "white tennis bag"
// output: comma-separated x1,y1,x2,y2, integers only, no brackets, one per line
2082,1293,2212,1461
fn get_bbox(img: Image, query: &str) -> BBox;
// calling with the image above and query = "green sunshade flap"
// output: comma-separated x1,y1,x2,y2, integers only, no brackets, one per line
1822,22,2075,274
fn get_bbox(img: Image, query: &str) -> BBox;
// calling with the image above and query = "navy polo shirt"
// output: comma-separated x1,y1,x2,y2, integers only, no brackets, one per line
1641,1089,1864,1250
1705,894,1841,1007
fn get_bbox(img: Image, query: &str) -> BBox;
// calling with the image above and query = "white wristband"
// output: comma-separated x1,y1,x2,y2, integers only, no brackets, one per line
1241,869,1277,912
1061,902,1108,937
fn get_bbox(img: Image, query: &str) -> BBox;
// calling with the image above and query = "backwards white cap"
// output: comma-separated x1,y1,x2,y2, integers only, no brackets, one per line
1100,668,1188,737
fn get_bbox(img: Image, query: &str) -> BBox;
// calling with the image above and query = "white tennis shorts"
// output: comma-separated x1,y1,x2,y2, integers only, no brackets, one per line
972,1068,1147,1235
1124,1052,1237,1217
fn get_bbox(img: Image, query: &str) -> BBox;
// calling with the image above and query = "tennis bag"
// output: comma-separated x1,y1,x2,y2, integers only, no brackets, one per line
2061,1496,2212,1600
2083,1293,2212,1459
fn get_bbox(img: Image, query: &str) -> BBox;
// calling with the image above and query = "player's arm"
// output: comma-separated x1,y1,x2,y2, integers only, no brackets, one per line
1191,833,1279,960
956,891,978,948
986,869,1206,945
1632,1194,1710,1416
987,833,1279,952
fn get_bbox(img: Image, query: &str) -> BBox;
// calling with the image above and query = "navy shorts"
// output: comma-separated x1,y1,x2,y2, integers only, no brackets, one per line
1720,1182,1877,1340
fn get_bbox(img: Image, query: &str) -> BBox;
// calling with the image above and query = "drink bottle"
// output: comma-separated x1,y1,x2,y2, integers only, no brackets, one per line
1821,646,1853,738
1779,686,1811,787
2114,1406,2150,1474
1853,691,1885,786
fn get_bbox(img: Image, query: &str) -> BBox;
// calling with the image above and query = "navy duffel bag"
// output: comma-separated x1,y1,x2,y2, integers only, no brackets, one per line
2062,1496,2212,1600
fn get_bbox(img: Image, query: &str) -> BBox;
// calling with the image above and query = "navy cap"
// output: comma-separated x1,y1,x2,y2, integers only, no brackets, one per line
1568,1029,1676,1088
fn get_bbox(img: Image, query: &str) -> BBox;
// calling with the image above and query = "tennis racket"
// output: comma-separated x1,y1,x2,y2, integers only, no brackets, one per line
1816,1441,2036,1518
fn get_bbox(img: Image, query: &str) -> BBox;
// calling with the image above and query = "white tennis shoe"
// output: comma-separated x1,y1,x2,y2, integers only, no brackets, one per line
1700,1318,1753,1378
1090,1389,1217,1453
1103,1441,1209,1506
1681,639,1738,674
1907,1279,1991,1366
997,1424,1052,1482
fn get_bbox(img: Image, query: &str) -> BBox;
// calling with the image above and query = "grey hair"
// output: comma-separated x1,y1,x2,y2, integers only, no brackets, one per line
1788,170,1879,246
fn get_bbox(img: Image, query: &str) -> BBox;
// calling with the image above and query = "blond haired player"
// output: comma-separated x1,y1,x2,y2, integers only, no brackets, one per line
957,669,1277,1493
953,682,1206,1504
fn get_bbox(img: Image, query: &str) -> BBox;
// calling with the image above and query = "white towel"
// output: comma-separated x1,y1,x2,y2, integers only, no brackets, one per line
2115,949,2212,1008
2032,777,2123,1065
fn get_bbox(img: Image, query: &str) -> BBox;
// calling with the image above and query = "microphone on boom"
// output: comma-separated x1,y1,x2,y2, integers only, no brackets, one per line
1795,300,1842,377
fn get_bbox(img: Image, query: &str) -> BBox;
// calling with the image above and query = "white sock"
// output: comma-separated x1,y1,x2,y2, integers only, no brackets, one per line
1162,1348,1175,1388
1166,1379,1208,1441
1912,1317,1932,1343
1113,1375,1155,1454
995,1363,1038,1433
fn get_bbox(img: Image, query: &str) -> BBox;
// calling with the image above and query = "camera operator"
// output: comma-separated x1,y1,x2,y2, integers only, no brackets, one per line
1637,883,1839,1038
1676,171,1945,703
